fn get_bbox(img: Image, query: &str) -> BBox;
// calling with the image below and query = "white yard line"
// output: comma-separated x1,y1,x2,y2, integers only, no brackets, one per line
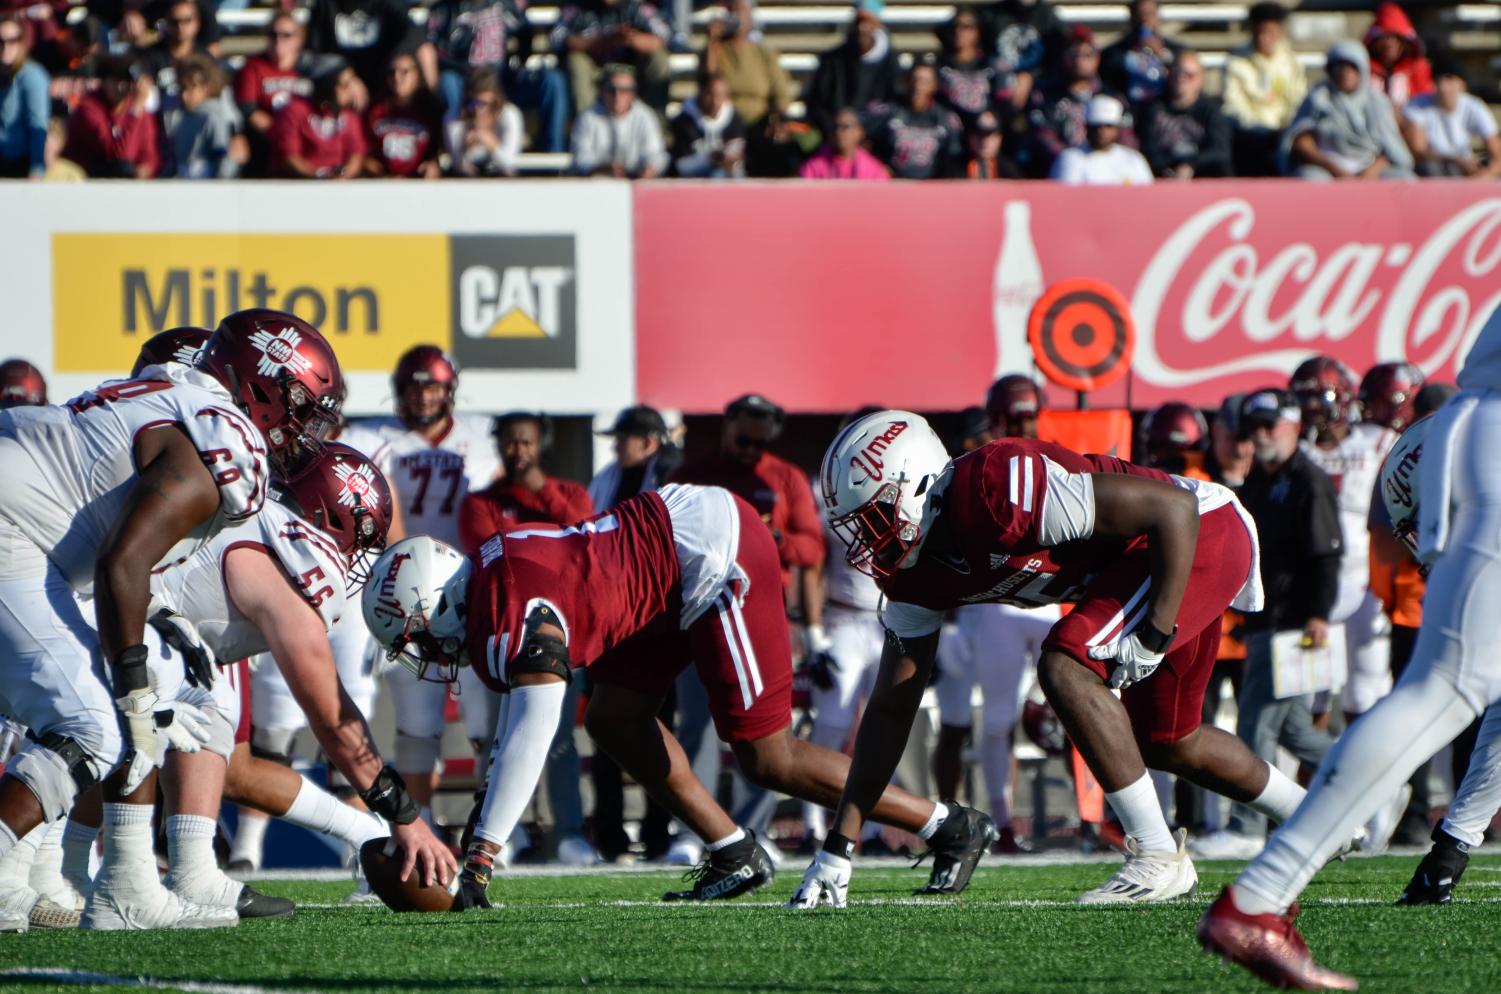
291,894,1501,911
0,968,327,994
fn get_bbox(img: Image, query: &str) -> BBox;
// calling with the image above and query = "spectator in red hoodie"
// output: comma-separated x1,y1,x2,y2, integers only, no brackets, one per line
60,53,159,177
270,58,367,178
364,49,442,177
1364,1,1432,111
458,412,595,551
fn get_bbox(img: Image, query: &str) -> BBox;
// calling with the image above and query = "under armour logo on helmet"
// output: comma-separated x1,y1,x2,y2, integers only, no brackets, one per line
249,327,314,379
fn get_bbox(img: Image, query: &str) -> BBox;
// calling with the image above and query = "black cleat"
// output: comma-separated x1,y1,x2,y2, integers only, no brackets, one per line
914,804,998,895
1396,828,1469,906
661,831,774,902
236,885,296,919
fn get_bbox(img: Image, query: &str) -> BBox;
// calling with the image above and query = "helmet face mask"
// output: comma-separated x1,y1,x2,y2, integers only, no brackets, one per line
1289,356,1357,434
1359,361,1424,431
392,346,458,429
281,442,393,589
829,482,921,578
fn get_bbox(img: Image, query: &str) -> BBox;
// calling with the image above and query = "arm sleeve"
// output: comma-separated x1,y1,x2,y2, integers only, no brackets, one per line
471,680,568,847
777,467,826,568
1036,459,1096,546
881,599,944,638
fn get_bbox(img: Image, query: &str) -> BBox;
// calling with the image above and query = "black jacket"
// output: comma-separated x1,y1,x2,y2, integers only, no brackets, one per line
1238,449,1343,632
806,35,900,136
1138,93,1233,177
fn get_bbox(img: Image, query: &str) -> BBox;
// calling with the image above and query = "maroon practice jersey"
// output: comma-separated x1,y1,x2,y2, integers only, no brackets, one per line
464,490,681,691
880,439,1174,615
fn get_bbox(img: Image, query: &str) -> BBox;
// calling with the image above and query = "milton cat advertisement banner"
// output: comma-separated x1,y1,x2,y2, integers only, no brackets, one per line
634,183,1501,412
3,183,633,416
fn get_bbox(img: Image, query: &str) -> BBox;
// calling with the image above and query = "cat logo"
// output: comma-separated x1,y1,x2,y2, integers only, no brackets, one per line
448,235,577,370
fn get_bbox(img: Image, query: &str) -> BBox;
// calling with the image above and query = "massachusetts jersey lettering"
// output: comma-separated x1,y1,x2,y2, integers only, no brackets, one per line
0,363,268,589
151,498,348,661
367,414,499,547
466,491,680,691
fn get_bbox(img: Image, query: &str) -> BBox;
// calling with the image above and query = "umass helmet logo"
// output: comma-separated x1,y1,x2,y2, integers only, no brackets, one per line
333,459,377,508
249,327,314,379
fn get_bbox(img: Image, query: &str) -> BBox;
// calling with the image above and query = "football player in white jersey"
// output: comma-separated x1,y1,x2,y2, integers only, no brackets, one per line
1290,357,1398,722
369,346,501,820
1199,307,1501,989
0,308,344,930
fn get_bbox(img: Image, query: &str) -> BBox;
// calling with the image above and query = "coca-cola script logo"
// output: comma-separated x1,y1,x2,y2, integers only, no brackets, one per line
1130,197,1501,388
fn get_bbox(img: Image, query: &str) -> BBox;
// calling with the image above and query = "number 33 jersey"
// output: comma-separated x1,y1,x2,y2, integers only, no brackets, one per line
150,496,349,661
365,415,499,548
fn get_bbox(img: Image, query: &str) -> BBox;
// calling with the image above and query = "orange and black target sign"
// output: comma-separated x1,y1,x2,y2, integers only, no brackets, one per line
1027,278,1136,393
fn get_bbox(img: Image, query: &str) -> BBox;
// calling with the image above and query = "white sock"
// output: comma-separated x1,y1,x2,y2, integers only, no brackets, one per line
1246,764,1306,826
978,730,1014,827
29,820,69,897
101,803,156,881
166,814,240,908
0,823,42,886
284,777,386,847
704,827,746,852
62,819,97,892
1104,773,1176,852
0,821,17,861
918,802,950,841
229,811,269,869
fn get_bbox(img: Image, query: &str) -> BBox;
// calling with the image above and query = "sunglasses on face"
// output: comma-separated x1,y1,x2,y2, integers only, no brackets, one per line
605,84,636,94
0,34,23,45
468,96,501,109
272,29,298,38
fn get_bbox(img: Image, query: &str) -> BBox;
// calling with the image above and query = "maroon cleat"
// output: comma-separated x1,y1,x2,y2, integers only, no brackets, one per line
993,826,1034,855
1197,886,1359,991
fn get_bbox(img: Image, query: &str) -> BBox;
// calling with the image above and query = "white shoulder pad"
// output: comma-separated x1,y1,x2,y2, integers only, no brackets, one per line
184,405,270,521
258,503,349,630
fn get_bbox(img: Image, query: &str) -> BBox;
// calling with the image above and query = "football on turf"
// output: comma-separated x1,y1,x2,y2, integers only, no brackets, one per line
359,837,460,912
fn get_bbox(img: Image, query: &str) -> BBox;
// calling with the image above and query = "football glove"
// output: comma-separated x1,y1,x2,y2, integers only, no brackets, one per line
803,625,838,692
149,609,216,689
453,850,494,911
787,850,850,909
1088,632,1166,691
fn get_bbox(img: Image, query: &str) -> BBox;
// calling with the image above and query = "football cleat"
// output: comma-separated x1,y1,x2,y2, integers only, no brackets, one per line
913,804,998,895
993,825,1034,856
1077,829,1197,904
0,882,39,933
236,885,296,919
1396,829,1470,906
28,894,81,929
1189,830,1264,861
661,831,774,902
1198,886,1358,991
83,869,238,931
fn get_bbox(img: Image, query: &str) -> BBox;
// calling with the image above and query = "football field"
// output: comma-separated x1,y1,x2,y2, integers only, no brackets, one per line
4,853,1501,994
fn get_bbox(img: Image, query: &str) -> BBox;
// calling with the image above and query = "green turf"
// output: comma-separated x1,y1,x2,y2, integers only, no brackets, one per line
4,855,1501,994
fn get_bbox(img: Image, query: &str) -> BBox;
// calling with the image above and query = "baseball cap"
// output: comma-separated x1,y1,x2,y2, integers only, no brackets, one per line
1216,392,1247,436
598,405,667,438
854,0,885,18
1239,388,1301,430
725,393,783,420
1085,94,1125,127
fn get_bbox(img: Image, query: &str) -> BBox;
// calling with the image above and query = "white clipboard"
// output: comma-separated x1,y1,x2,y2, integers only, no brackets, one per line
1270,624,1347,700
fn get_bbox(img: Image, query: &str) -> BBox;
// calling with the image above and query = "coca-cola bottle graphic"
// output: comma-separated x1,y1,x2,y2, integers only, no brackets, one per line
992,200,1044,379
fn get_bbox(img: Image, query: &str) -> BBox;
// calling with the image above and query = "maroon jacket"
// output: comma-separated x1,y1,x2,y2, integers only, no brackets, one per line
458,476,596,556
61,93,160,177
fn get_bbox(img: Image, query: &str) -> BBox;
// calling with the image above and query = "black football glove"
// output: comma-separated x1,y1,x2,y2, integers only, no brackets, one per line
149,609,216,689
453,870,492,911
805,650,839,692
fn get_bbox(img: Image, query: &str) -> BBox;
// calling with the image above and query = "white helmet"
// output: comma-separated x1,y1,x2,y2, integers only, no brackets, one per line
1378,414,1432,563
819,410,951,577
362,536,472,682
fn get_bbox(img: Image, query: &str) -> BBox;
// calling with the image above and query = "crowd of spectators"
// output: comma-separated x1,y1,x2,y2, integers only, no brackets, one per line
0,0,1494,180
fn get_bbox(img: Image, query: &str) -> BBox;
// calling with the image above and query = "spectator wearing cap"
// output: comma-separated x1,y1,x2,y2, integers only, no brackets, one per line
234,13,315,164
60,54,160,177
805,0,900,139
588,405,675,510
364,49,444,178
307,0,436,97
1137,49,1231,179
1222,2,1304,177
1050,94,1152,183
979,0,1066,118
1363,1,1432,112
869,57,963,179
959,108,1021,178
1282,42,1413,180
1023,25,1133,177
0,14,48,178
1209,387,1340,853
269,59,367,178
551,0,671,116
1207,392,1253,489
799,106,889,179
1100,0,1181,108
1401,54,1501,179
571,64,667,178
669,69,747,178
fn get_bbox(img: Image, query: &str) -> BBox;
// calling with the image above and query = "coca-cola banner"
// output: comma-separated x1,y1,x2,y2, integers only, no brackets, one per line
634,183,1501,412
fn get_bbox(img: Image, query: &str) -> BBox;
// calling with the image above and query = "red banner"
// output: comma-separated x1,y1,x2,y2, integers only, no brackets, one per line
634,182,1501,412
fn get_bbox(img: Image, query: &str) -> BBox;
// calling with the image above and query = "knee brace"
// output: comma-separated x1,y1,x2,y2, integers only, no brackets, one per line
8,735,100,822
249,725,297,766
395,732,443,777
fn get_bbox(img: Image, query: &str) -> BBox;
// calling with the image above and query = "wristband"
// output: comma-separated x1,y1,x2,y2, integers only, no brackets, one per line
360,765,421,825
823,832,856,861
1137,623,1177,655
113,644,150,694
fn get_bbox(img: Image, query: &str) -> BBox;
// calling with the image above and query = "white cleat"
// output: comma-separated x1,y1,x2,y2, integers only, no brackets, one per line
83,872,238,930
1188,830,1264,861
28,895,81,929
344,877,383,904
556,835,601,867
1077,829,1198,905
164,868,245,911
0,883,40,933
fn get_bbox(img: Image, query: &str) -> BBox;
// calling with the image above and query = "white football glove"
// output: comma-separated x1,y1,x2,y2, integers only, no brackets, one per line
114,687,164,794
787,850,851,909
1088,633,1165,691
160,701,213,754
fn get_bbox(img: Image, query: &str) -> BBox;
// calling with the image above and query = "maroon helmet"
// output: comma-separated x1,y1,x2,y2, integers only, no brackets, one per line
1142,402,1208,469
0,359,46,409
281,442,393,588
1358,361,1424,431
391,345,457,429
984,374,1045,439
197,309,344,473
1289,355,1357,433
132,327,212,377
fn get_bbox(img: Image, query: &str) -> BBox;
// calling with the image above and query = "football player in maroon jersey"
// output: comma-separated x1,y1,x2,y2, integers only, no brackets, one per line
797,410,1320,907
363,482,998,907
